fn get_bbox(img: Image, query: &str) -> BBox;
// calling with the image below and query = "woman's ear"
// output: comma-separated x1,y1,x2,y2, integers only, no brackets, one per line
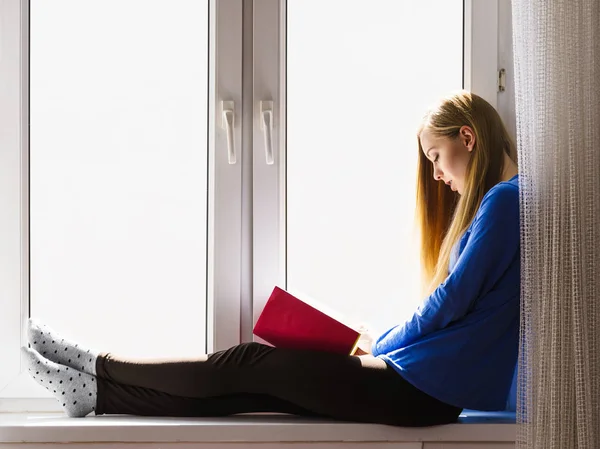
459,125,476,152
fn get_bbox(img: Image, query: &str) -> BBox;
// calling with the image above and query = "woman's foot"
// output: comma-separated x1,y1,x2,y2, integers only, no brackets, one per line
27,318,99,376
21,346,97,417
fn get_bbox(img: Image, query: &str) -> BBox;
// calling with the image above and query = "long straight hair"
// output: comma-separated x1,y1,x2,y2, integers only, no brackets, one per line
415,91,517,297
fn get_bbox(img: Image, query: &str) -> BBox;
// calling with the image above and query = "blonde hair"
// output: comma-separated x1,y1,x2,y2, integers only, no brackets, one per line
415,91,517,297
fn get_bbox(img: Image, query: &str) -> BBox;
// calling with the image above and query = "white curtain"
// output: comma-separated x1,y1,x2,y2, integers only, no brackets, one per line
512,0,600,447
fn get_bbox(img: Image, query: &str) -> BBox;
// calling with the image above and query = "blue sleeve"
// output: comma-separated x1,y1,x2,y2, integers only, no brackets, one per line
372,184,520,355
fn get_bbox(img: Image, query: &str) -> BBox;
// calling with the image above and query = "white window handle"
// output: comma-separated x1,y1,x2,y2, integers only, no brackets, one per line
221,101,236,164
260,101,274,165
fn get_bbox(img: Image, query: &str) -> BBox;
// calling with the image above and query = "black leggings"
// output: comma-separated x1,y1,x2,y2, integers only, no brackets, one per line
94,342,462,427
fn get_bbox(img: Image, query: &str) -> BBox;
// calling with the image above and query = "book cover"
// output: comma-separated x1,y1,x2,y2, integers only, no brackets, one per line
253,286,362,355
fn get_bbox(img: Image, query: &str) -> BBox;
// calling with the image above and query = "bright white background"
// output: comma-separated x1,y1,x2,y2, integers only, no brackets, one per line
29,0,208,359
286,0,463,335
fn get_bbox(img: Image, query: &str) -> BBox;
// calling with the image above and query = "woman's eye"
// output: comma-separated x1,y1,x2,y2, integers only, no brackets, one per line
434,155,439,163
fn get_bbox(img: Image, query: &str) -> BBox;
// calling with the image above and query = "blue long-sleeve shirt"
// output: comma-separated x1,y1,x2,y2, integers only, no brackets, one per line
372,174,520,411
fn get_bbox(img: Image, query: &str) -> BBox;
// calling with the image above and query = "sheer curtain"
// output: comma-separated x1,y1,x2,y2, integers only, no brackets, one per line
512,1,600,447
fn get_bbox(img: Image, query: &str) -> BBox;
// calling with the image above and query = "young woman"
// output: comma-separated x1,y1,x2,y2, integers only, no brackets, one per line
22,90,520,427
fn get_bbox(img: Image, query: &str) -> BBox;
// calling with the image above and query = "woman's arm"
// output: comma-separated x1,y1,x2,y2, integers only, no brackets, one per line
372,184,520,356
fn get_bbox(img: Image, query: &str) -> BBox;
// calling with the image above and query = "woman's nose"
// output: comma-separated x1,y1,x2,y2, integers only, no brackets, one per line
433,167,443,181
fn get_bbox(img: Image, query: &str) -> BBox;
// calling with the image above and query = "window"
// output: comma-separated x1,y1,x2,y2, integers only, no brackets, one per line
29,0,209,360
0,0,244,412
251,0,498,338
286,0,463,334
0,0,500,413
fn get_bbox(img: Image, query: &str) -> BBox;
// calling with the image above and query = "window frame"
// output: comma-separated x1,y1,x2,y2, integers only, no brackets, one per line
464,0,500,108
249,0,287,344
0,0,31,412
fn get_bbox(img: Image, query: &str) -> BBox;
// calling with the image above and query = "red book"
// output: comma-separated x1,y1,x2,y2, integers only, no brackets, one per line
253,286,361,354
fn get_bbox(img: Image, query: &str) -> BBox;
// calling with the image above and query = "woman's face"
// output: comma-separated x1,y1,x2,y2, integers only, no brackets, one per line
419,125,475,195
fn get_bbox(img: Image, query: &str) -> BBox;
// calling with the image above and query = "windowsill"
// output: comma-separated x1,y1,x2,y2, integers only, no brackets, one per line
0,410,516,445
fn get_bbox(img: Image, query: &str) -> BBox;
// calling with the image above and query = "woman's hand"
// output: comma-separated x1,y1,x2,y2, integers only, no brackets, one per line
352,323,376,356
353,346,370,356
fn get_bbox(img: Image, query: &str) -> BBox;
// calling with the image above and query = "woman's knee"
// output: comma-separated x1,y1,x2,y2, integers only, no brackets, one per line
209,342,274,367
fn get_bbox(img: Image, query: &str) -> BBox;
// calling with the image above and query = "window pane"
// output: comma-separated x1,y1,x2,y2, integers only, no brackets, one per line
287,0,463,334
30,0,208,358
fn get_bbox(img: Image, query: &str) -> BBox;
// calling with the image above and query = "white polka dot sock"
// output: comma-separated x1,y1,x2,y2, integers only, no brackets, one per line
27,318,99,376
21,346,97,418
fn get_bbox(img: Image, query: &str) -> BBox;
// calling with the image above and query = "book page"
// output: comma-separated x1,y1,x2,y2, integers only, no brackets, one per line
282,285,375,334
